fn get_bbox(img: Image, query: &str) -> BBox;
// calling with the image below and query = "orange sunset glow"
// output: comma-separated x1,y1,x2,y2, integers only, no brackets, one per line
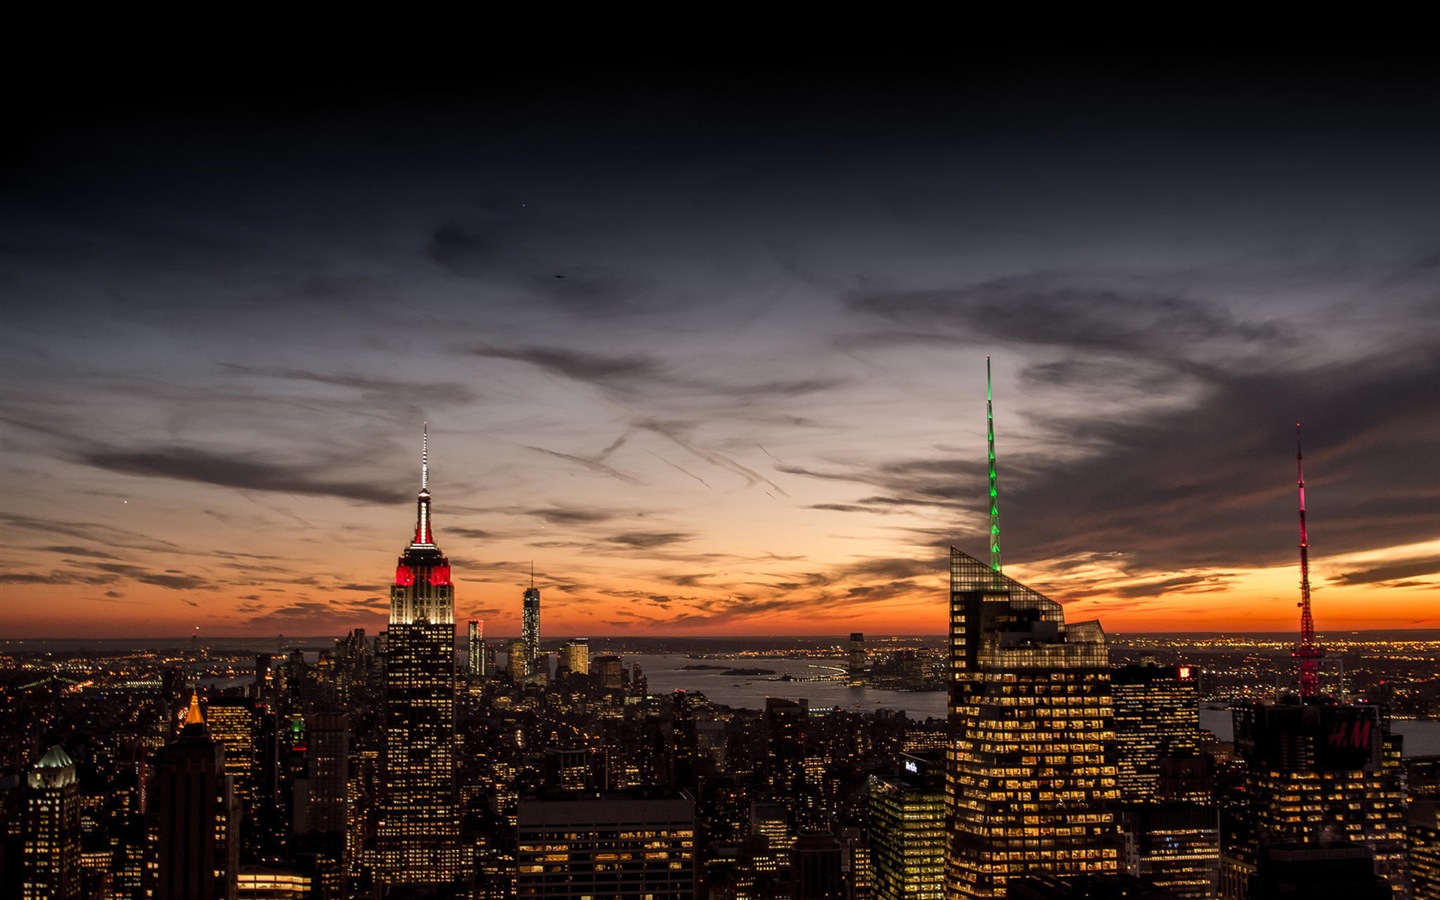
4,65,1438,639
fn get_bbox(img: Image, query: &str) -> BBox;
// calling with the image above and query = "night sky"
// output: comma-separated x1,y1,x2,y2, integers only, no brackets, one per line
3,49,1438,638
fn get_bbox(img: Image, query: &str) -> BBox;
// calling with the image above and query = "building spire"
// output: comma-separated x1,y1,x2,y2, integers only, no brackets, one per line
413,424,433,546
987,356,1002,574
184,690,204,728
1291,423,1324,698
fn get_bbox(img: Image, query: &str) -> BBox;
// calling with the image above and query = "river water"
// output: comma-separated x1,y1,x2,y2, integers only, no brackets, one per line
627,654,1440,756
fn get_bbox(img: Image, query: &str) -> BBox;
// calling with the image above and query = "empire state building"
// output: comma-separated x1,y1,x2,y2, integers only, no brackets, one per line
375,429,464,886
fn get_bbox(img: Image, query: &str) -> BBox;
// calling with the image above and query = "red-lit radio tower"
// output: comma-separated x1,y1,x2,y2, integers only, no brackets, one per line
1290,424,1324,698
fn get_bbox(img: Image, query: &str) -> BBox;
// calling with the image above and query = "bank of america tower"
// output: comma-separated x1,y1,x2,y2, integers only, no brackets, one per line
375,428,464,886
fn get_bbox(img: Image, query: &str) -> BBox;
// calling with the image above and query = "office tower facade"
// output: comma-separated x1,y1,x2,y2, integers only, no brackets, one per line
1111,663,1203,802
506,638,530,682
469,619,485,677
522,583,540,671
23,746,81,900
764,697,809,826
1409,801,1440,900
1224,701,1407,898
560,638,589,679
945,549,1121,899
868,751,945,900
591,655,624,690
203,698,260,856
294,714,349,836
375,434,462,885
1127,803,1220,900
848,633,866,684
150,694,240,900
515,791,696,900
1111,663,1216,899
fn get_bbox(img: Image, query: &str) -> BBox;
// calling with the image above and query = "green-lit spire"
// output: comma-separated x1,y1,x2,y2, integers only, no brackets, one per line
987,356,1001,574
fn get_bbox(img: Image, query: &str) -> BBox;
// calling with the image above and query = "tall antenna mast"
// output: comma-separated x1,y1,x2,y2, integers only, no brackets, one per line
987,356,1002,574
421,422,429,491
1291,423,1324,698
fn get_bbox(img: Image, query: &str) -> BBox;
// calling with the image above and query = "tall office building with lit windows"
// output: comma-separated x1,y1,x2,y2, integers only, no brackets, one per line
374,431,463,886
944,549,1121,899
1221,701,1408,899
522,582,541,672
868,751,945,900
468,619,483,677
23,746,81,900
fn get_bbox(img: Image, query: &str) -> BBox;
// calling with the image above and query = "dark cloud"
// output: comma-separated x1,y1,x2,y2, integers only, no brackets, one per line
43,545,123,560
1332,557,1440,586
526,506,622,526
476,346,662,389
846,275,1291,358
78,447,405,504
0,512,180,554
1105,573,1239,599
448,526,494,539
605,532,694,549
220,364,478,406
88,563,216,591
476,347,841,409
962,350,1438,577
0,572,71,584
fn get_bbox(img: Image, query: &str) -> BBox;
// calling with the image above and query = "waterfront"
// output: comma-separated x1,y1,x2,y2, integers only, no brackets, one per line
627,654,1440,756
625,653,948,719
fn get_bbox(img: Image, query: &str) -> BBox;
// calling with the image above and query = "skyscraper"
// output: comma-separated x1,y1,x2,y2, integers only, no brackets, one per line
468,619,485,678
1111,663,1204,803
944,544,1123,892
23,746,81,900
375,429,463,886
945,364,1120,898
848,633,866,684
560,638,589,680
522,577,541,672
202,698,260,857
1223,701,1407,898
149,693,240,900
868,751,945,900
944,550,1121,899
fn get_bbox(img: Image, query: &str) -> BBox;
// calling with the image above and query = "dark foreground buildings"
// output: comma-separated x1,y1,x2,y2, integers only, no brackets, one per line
149,694,240,900
515,790,695,900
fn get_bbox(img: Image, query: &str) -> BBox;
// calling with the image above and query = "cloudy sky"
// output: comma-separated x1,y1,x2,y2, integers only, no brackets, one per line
3,52,1438,639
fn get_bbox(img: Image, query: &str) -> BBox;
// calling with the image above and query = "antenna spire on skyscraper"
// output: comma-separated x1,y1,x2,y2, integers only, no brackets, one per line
422,422,429,491
1291,423,1324,698
987,356,1002,574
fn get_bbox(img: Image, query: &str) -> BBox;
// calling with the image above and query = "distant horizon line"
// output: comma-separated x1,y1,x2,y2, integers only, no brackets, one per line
5,627,1438,643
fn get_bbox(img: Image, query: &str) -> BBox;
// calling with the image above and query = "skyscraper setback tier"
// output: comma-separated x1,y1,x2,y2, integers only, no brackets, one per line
374,444,463,886
944,548,1121,900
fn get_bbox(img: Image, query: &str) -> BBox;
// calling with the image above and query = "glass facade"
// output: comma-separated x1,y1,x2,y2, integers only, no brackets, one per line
945,549,1121,899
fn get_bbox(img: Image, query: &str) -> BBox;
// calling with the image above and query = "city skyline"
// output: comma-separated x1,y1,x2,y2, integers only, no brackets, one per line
3,57,1439,640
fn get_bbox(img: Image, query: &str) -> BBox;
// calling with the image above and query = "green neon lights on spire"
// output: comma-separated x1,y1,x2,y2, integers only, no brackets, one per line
987,355,1001,574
